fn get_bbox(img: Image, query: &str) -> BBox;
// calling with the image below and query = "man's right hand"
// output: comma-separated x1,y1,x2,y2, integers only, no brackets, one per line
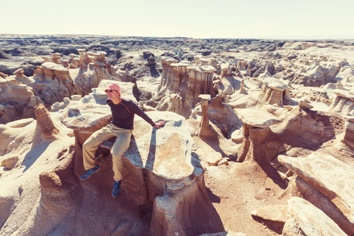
154,120,166,129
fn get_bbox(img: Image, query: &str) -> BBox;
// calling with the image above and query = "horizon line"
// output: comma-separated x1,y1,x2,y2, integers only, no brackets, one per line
0,33,354,41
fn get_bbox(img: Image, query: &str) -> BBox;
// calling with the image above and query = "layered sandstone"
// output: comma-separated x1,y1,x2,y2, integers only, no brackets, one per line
153,58,215,117
235,106,336,163
0,77,40,123
259,78,289,106
283,197,346,236
342,118,354,149
2,80,226,235
330,89,354,116
74,50,113,95
13,68,34,84
32,62,75,106
70,111,223,235
279,154,354,235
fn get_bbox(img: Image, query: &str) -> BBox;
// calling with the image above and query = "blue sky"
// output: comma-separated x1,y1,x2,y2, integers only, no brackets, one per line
1,0,353,39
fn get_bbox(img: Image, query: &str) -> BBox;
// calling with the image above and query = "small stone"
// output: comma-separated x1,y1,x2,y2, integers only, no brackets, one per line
299,99,313,109
1,156,19,170
63,97,70,104
217,158,229,166
18,186,23,196
71,95,82,101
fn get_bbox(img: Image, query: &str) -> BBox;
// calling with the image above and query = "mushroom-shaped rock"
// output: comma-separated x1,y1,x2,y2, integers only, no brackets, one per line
42,62,68,73
233,106,335,164
73,111,223,235
51,52,62,64
155,59,215,117
220,63,233,78
14,68,24,76
0,77,38,123
14,68,34,84
32,62,76,106
259,78,288,106
198,94,216,138
235,108,282,163
0,77,35,105
74,51,112,95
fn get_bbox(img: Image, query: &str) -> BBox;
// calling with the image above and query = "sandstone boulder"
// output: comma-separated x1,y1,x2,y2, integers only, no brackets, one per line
0,77,40,123
330,89,354,116
0,156,18,170
283,197,346,236
279,154,354,234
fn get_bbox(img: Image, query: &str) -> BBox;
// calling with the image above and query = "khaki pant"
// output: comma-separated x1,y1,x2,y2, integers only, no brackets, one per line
83,123,132,181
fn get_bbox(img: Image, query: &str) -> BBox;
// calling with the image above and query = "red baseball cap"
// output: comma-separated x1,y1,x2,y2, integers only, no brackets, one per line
108,83,121,93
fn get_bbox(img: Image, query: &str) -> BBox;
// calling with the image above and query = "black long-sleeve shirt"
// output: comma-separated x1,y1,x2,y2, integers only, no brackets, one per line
107,99,155,130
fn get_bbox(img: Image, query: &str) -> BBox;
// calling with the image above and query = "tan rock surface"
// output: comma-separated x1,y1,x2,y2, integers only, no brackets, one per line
0,77,40,123
1,37,354,236
74,50,113,95
330,89,354,116
295,177,354,235
153,57,215,117
342,118,354,149
283,197,346,236
0,156,19,170
251,204,287,223
279,154,354,228
72,111,223,235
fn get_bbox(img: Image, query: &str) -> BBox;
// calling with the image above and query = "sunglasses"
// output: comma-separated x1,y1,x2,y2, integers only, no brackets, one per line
105,89,120,93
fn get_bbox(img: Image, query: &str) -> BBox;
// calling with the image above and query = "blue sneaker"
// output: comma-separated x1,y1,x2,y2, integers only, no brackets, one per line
79,166,100,181
112,181,121,198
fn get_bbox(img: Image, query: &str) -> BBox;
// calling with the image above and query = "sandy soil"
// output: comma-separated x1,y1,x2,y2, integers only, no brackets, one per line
205,161,291,235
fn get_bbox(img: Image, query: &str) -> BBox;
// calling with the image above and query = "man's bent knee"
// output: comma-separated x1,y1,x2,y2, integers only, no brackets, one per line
83,139,95,151
111,149,124,158
111,142,129,157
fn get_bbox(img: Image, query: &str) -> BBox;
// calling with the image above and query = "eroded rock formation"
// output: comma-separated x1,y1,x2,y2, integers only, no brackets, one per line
330,89,354,116
74,50,113,95
1,35,354,236
279,154,354,235
283,197,346,235
259,78,289,106
32,62,75,106
342,118,354,150
34,104,59,140
70,111,223,235
153,58,215,117
235,106,337,163
0,77,40,123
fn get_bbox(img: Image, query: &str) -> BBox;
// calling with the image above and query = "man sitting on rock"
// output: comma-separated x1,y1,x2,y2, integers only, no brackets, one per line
80,83,164,198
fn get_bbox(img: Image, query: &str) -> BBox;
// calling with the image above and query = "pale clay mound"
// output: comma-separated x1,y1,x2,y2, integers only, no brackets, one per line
0,37,353,236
